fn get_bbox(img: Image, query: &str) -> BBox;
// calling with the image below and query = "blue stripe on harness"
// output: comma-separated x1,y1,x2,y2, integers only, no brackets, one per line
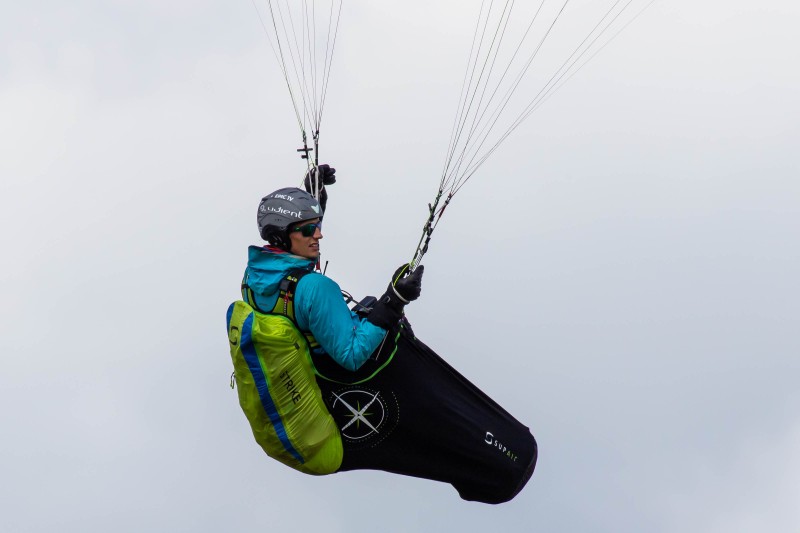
239,312,304,464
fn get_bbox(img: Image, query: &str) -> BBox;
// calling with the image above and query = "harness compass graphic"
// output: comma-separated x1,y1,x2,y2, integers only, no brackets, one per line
330,389,387,441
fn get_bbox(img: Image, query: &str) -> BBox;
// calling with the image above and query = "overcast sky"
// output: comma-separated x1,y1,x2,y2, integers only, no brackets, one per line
2,1,799,532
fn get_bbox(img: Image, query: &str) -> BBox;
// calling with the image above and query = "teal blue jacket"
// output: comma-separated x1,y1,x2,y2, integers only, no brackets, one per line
242,245,387,372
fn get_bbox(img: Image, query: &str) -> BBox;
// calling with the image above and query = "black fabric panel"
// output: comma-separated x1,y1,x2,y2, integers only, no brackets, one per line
314,323,537,504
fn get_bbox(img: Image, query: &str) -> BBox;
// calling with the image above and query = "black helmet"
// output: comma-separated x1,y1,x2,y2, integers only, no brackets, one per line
257,187,323,249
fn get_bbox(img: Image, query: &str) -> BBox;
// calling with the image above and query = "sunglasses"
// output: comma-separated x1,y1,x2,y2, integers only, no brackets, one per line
291,221,322,237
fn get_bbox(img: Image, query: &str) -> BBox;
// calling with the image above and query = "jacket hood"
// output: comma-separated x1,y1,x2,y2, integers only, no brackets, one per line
245,245,316,301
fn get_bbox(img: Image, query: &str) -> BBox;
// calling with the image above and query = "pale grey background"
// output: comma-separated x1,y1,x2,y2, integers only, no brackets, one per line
1,1,798,532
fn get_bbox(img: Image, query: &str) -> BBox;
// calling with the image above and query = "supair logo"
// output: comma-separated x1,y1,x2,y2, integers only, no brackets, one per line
330,389,386,440
485,431,519,462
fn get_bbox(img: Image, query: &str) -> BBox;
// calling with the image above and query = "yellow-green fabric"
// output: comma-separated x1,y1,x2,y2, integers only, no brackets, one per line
227,300,342,475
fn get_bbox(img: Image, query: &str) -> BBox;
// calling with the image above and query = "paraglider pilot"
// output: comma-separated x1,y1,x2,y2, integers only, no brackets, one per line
245,165,424,371
228,165,535,503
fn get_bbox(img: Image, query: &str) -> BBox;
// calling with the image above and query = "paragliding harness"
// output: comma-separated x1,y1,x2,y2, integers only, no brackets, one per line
227,269,538,502
227,269,343,475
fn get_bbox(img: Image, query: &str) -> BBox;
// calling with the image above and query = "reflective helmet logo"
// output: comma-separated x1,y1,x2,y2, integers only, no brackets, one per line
266,205,302,219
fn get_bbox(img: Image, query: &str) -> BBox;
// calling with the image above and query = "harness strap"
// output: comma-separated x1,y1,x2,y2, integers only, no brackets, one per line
241,269,320,350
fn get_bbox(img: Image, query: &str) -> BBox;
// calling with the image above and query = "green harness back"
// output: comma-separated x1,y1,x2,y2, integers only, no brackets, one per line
227,270,342,475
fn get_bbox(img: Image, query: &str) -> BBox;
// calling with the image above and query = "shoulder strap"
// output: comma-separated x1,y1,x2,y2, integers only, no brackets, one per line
271,269,311,320
241,268,320,350
279,269,320,350
240,268,310,318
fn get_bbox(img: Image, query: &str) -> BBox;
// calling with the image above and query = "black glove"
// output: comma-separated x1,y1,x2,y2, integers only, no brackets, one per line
391,263,424,302
303,164,336,191
367,264,424,330
304,164,336,213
